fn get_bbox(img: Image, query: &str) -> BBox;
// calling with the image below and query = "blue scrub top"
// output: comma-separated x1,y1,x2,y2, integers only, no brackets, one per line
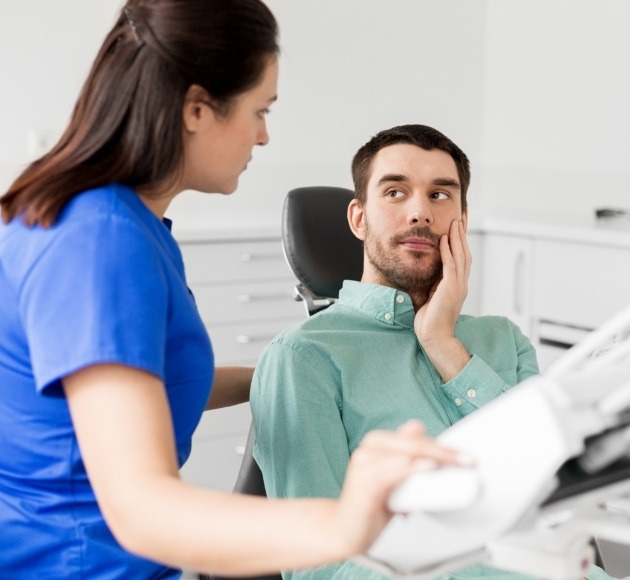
0,184,214,577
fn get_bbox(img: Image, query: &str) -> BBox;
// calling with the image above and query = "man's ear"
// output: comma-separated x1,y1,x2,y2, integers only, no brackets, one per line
348,198,366,241
182,84,216,133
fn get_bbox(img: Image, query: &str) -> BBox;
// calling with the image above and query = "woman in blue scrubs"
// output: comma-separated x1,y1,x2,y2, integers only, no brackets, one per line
0,0,464,577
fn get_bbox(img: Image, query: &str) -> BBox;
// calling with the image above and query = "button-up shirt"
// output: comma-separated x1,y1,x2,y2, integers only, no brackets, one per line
252,281,564,579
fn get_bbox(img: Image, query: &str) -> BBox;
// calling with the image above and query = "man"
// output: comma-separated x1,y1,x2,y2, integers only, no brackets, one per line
250,125,570,579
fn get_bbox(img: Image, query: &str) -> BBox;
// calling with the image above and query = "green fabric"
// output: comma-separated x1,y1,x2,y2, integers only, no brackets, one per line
251,281,604,579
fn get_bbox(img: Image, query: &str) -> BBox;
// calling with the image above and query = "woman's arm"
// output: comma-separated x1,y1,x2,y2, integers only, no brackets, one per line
63,364,464,576
206,366,254,409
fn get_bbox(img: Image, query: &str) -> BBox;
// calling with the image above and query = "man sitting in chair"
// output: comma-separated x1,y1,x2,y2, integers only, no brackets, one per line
251,125,607,580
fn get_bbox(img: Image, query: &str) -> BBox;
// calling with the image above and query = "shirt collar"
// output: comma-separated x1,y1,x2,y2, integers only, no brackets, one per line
338,280,416,329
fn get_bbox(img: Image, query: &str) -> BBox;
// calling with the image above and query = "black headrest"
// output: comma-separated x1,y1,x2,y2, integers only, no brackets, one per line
282,186,364,299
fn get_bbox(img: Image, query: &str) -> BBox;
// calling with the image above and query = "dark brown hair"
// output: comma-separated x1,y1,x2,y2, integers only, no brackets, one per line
351,124,471,210
1,0,279,227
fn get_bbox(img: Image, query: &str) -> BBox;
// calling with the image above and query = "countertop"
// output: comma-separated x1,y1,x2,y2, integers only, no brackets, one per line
470,210,630,249
172,210,630,249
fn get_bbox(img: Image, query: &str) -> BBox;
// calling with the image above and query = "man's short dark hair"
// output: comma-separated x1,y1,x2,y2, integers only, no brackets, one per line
351,124,470,210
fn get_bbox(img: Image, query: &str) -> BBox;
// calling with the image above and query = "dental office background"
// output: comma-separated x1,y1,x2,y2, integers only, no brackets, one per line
3,1,630,576
4,0,630,363
2,0,629,225
3,3,630,416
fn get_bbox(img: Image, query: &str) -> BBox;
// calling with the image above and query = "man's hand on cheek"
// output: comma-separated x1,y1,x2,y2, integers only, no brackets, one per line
414,220,473,382
414,220,470,343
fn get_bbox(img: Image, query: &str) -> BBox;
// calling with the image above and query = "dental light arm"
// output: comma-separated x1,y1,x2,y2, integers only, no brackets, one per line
359,305,630,579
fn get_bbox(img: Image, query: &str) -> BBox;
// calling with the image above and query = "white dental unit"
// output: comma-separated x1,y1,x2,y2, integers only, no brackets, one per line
361,305,630,579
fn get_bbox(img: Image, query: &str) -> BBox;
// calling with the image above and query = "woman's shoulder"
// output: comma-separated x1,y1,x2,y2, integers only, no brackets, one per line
1,184,164,287
57,183,143,227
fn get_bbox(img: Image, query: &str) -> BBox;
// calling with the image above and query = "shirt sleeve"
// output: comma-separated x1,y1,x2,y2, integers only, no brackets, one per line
440,318,539,418
251,338,390,580
19,215,169,396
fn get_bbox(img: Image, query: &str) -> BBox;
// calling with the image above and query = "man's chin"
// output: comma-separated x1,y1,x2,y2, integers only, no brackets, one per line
399,265,442,290
402,257,441,277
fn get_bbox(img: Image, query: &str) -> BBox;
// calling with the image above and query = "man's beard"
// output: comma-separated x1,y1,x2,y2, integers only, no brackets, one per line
364,223,442,299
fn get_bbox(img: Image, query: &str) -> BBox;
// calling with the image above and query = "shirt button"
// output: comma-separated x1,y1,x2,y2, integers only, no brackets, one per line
454,397,463,407
396,295,404,304
467,389,477,398
384,312,392,320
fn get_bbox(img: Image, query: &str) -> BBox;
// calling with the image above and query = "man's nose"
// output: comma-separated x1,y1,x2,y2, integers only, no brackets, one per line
407,197,432,225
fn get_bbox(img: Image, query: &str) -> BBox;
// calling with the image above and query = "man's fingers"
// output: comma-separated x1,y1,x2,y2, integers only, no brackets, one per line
439,234,455,278
449,219,467,280
459,220,472,281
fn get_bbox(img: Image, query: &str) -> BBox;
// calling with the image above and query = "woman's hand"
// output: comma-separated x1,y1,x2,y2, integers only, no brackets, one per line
334,420,471,557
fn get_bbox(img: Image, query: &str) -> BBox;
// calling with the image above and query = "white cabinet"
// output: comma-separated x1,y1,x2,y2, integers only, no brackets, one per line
531,238,630,371
479,233,534,337
533,239,630,330
177,234,303,491
478,223,630,373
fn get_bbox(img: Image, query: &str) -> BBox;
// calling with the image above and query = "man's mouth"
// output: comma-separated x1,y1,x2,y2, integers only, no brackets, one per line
399,237,436,251
392,226,440,252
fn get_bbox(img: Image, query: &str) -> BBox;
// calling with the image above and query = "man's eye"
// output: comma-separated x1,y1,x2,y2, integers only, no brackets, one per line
257,108,271,119
431,191,449,200
386,189,405,198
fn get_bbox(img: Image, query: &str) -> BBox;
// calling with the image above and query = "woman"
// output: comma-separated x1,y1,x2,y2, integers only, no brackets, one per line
0,0,465,577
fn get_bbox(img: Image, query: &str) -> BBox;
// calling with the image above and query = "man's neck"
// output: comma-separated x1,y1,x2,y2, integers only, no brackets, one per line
406,291,430,313
359,276,430,313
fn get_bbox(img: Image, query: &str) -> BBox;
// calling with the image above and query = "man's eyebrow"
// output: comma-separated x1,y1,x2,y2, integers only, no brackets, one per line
433,177,461,190
376,174,461,190
266,95,278,104
376,173,409,187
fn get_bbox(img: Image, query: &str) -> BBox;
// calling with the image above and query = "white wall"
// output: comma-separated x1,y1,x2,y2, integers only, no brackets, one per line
168,0,487,228
0,1,486,230
0,1,122,189
478,0,630,220
1,2,628,228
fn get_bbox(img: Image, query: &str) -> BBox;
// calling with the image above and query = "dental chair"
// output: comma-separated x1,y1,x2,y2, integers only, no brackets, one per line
199,186,362,580
282,185,362,316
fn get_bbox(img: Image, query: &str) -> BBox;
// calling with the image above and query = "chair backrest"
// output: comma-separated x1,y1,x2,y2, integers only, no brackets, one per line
232,423,266,496
282,186,363,315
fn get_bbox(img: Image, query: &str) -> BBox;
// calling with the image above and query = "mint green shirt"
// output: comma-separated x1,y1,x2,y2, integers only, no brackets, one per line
251,281,606,580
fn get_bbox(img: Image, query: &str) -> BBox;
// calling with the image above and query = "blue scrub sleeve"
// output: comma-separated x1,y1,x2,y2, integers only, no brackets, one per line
18,215,169,396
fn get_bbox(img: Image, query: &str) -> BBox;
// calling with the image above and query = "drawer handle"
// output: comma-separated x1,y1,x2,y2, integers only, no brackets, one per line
236,334,276,345
236,293,291,303
513,251,525,315
239,253,282,262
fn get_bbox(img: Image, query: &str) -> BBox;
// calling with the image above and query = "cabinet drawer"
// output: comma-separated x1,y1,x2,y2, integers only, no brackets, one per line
533,240,630,329
181,240,292,284
209,318,304,365
193,280,303,324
